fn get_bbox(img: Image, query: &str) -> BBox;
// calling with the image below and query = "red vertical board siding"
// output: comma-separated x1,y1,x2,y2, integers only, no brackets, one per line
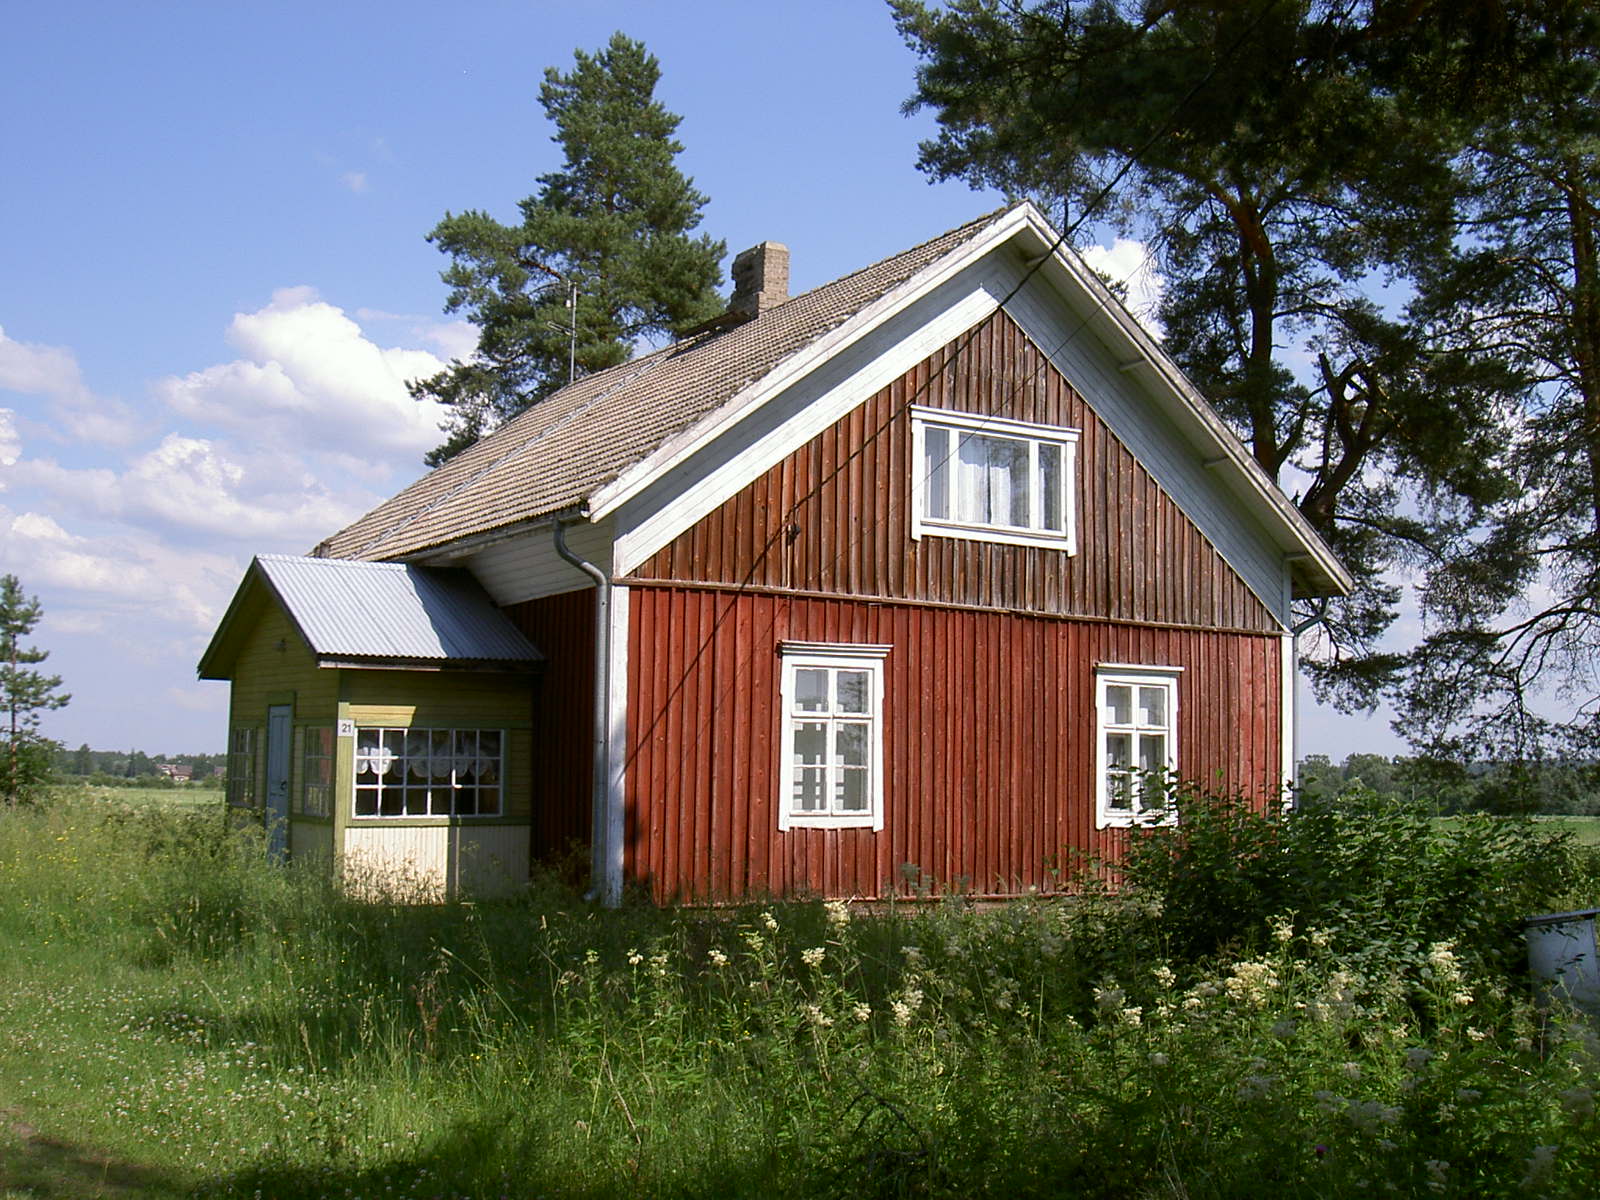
623,586,1282,902
629,309,1280,636
503,589,595,863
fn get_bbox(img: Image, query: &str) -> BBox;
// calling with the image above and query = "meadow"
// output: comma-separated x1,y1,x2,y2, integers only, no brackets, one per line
1,788,1598,1199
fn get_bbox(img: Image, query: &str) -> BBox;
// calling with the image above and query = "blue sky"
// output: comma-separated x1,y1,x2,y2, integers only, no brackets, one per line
0,1,1400,758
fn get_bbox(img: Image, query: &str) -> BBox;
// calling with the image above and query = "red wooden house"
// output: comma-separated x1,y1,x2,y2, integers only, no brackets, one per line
201,203,1349,903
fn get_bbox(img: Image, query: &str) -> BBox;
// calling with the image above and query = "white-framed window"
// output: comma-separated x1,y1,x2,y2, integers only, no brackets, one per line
1095,666,1180,828
353,728,504,818
910,404,1079,552
778,642,889,831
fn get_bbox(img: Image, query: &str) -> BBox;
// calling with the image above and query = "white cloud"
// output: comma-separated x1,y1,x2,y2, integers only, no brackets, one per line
0,407,18,468
340,170,369,193
1081,238,1166,339
157,288,449,458
0,324,141,444
2,506,239,632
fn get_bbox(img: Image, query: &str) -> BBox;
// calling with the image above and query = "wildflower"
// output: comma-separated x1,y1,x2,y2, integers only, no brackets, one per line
1094,986,1126,1012
1451,990,1474,1007
1465,1026,1487,1042
852,1002,872,1023
1522,1145,1558,1189
648,951,669,977
1237,1074,1275,1101
741,930,765,953
1270,914,1294,945
707,948,729,968
805,1004,833,1029
627,950,644,966
902,945,924,968
1339,1061,1362,1082
1153,964,1176,989
1309,927,1333,949
1149,1052,1170,1067
583,949,599,967
1119,1005,1143,1028
1424,1160,1449,1192
760,910,779,932
1426,942,1463,985
1560,1085,1594,1117
824,900,851,928
801,946,825,968
891,1000,914,1028
1224,960,1279,1008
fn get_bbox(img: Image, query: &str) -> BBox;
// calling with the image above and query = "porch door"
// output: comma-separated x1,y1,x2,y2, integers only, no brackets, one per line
265,705,291,860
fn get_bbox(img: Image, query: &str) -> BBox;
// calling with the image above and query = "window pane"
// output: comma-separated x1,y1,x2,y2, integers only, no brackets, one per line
1139,686,1166,728
357,728,380,753
1039,442,1062,531
1139,733,1166,774
835,670,869,714
793,721,827,766
793,767,826,812
997,436,1030,526
836,767,869,812
1105,685,1132,726
455,787,479,816
354,788,378,816
956,432,991,524
835,721,869,767
480,730,501,759
794,668,829,713
924,425,950,520
1106,731,1132,769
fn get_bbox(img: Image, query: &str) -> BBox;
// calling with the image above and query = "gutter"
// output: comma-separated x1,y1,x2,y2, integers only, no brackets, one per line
553,519,611,905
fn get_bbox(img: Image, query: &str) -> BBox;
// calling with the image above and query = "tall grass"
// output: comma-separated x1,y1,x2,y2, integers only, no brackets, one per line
1,787,1598,1198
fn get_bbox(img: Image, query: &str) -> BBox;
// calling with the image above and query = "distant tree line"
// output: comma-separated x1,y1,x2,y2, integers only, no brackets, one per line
52,744,225,788
1297,753,1600,816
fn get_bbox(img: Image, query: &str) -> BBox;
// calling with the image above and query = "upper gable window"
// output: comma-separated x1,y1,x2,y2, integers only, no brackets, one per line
910,405,1079,552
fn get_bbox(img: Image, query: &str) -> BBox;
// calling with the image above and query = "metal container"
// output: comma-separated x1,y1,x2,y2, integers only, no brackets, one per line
1526,908,1600,1016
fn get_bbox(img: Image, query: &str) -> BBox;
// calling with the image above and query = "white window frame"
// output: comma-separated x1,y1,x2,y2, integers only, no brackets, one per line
352,726,505,820
778,642,890,831
909,404,1080,552
1095,665,1181,829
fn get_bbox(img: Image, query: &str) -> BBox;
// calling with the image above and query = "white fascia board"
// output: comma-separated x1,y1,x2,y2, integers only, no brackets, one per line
589,206,1037,525
610,267,1015,576
1007,207,1352,599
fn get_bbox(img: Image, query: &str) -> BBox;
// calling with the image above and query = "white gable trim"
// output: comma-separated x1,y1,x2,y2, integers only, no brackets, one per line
590,206,1039,524
610,267,1014,576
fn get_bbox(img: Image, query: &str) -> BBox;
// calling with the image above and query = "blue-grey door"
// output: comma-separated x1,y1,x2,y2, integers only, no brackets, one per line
265,705,291,860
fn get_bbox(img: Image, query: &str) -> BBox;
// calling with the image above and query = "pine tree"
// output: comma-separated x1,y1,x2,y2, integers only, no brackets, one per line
412,32,725,464
1,574,69,804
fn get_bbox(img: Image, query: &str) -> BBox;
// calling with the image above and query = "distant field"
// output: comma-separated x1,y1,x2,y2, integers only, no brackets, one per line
67,783,223,811
1531,815,1600,846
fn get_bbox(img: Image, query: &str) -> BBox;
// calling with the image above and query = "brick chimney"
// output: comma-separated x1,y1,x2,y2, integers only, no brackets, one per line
729,241,789,318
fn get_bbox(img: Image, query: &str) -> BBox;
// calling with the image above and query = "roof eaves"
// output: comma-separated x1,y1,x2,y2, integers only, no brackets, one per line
587,205,1031,522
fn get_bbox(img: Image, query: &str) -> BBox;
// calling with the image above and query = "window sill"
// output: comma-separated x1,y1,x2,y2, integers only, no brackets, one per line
913,520,1076,553
780,815,881,832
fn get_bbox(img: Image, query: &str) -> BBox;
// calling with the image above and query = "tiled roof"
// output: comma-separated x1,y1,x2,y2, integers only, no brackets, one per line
315,207,1011,561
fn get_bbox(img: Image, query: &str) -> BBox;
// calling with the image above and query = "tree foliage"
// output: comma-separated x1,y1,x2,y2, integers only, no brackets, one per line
1,574,69,804
412,32,725,465
895,0,1600,755
891,1,1534,710
1398,5,1600,761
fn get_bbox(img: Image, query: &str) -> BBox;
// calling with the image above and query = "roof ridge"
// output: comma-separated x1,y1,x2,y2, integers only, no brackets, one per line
344,351,674,559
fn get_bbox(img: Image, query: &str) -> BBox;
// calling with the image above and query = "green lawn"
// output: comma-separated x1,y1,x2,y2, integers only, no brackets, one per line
2,788,1599,1198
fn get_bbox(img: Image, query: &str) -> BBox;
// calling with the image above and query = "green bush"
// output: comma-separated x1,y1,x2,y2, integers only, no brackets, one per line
1119,786,1578,973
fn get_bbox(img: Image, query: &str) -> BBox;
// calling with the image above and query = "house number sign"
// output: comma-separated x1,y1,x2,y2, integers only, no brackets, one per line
337,719,355,738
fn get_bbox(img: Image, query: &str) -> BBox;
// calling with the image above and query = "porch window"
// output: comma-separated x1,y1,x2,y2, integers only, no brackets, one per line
911,405,1079,551
300,726,334,817
226,727,257,808
1096,666,1180,828
353,728,503,818
778,642,890,831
